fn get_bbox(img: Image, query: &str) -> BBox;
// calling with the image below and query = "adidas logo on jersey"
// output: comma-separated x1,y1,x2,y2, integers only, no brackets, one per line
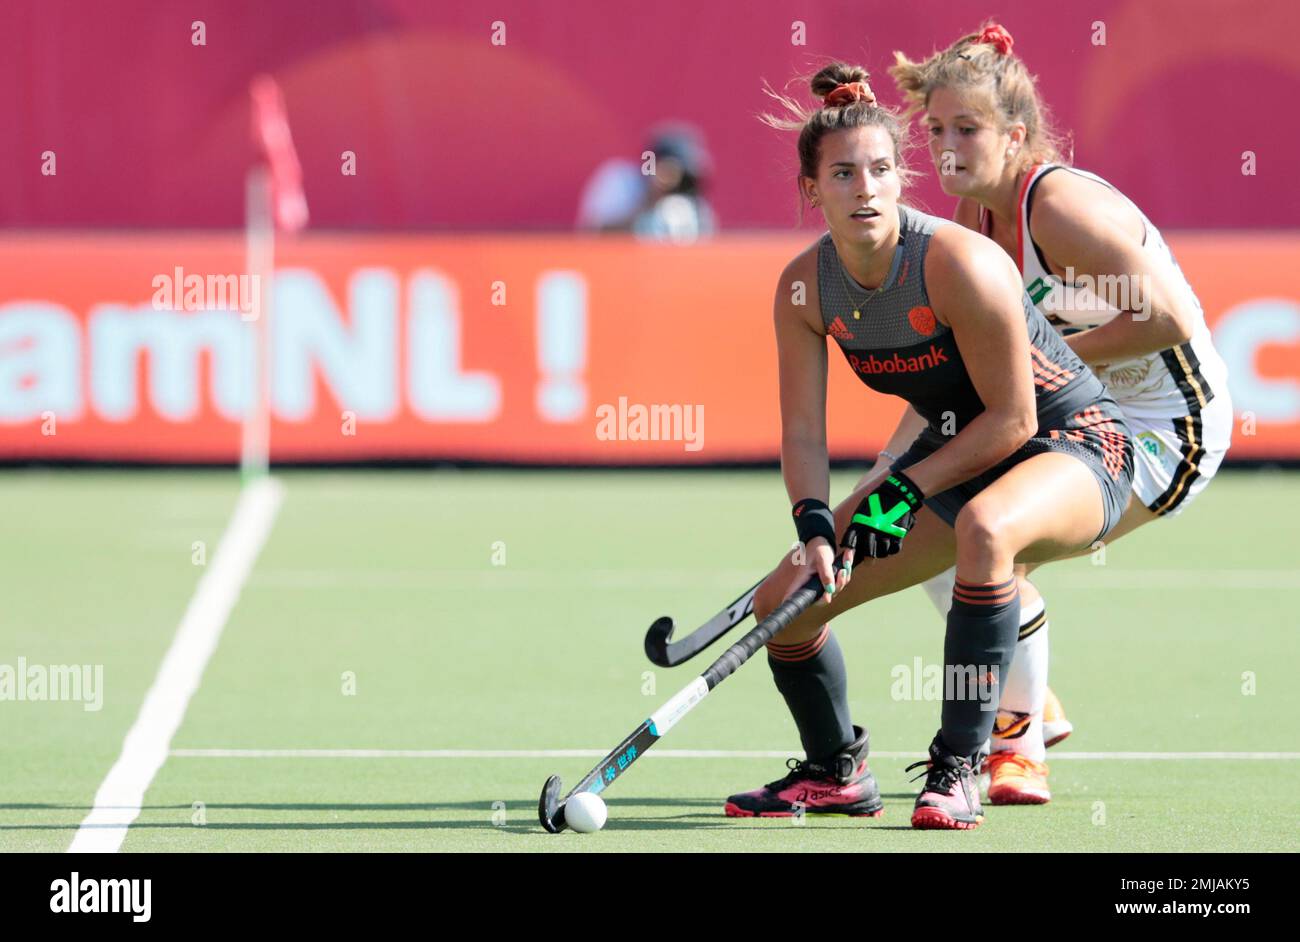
828,315,855,341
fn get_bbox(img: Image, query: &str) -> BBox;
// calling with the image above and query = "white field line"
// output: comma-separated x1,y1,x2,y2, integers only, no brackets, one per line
168,748,1300,760
68,477,285,853
248,569,762,589
246,568,1300,591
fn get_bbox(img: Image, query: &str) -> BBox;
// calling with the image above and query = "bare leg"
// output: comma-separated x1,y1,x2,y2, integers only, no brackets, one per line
1023,496,1159,573
754,506,957,645
953,452,1109,578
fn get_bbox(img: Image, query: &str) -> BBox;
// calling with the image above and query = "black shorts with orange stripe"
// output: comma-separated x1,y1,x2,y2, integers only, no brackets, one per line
891,399,1135,544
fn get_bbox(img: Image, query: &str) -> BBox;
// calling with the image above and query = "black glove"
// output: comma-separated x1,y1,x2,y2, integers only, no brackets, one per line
791,497,837,550
840,471,924,560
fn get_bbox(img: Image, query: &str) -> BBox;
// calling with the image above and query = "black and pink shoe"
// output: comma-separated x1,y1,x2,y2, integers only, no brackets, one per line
725,726,884,818
906,734,985,830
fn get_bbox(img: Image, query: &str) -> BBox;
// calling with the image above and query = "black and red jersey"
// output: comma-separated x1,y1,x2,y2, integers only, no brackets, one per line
816,205,1112,435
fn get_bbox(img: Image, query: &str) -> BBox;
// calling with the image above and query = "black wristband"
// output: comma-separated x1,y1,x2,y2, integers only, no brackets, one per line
886,469,925,508
792,498,837,548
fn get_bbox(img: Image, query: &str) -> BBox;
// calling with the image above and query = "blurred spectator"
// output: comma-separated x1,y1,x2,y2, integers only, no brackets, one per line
576,122,716,242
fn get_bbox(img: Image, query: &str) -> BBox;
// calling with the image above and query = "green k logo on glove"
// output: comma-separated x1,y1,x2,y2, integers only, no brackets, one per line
853,491,914,538
841,473,924,559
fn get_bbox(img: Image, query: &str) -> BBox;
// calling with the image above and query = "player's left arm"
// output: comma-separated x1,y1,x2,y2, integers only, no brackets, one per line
1030,175,1197,366
835,228,1036,564
883,226,1038,498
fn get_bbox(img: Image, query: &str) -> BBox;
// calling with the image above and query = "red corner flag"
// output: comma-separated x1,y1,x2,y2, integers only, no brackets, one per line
250,75,308,232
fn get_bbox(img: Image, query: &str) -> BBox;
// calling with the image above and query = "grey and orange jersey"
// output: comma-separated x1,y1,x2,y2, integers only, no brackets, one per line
816,204,1111,435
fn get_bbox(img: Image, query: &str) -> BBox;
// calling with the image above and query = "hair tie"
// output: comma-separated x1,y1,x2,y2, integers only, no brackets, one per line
823,81,876,108
977,24,1014,56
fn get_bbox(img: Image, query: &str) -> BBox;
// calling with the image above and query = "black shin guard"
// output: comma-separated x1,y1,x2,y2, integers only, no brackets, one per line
768,628,854,762
940,576,1021,757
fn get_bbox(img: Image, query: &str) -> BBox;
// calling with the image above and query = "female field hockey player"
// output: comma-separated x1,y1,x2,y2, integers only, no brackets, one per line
724,64,1134,830
878,23,1232,804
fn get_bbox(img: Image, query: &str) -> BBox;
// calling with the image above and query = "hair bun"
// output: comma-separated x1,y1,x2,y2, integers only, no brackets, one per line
976,23,1014,55
823,81,876,108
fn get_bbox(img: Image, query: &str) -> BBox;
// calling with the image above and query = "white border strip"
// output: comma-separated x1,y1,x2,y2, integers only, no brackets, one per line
168,748,1300,760
69,477,285,853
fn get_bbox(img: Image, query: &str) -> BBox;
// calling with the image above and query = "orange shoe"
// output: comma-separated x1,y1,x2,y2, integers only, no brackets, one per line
985,752,1051,805
1043,687,1073,749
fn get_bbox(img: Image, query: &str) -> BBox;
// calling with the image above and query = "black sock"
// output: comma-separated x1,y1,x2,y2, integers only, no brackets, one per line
940,576,1020,757
768,627,854,763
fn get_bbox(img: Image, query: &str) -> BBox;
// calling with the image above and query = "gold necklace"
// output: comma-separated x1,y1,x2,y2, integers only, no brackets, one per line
835,254,874,320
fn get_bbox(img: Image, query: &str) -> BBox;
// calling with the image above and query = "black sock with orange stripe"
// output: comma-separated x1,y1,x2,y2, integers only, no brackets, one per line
940,576,1021,757
767,627,854,764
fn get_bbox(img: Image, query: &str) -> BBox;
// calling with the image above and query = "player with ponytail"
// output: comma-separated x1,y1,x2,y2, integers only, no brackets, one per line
721,63,1134,829
886,24,1232,804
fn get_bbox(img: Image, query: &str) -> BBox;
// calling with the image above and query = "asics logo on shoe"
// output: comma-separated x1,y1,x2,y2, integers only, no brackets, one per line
796,787,844,802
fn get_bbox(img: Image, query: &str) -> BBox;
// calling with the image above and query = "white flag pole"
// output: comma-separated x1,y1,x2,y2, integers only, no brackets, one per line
242,164,273,483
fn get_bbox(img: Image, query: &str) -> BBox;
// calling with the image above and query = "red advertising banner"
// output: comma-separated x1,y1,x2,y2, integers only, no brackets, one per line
6,0,1298,232
1,233,1296,462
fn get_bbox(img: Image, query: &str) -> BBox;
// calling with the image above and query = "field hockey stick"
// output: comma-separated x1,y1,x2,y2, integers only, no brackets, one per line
539,565,838,833
642,578,761,667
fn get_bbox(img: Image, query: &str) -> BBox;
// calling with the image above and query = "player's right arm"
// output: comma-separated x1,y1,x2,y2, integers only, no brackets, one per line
775,250,829,505
773,249,839,600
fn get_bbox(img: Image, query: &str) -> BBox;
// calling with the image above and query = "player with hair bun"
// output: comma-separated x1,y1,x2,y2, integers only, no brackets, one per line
722,63,1134,829
884,23,1232,804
